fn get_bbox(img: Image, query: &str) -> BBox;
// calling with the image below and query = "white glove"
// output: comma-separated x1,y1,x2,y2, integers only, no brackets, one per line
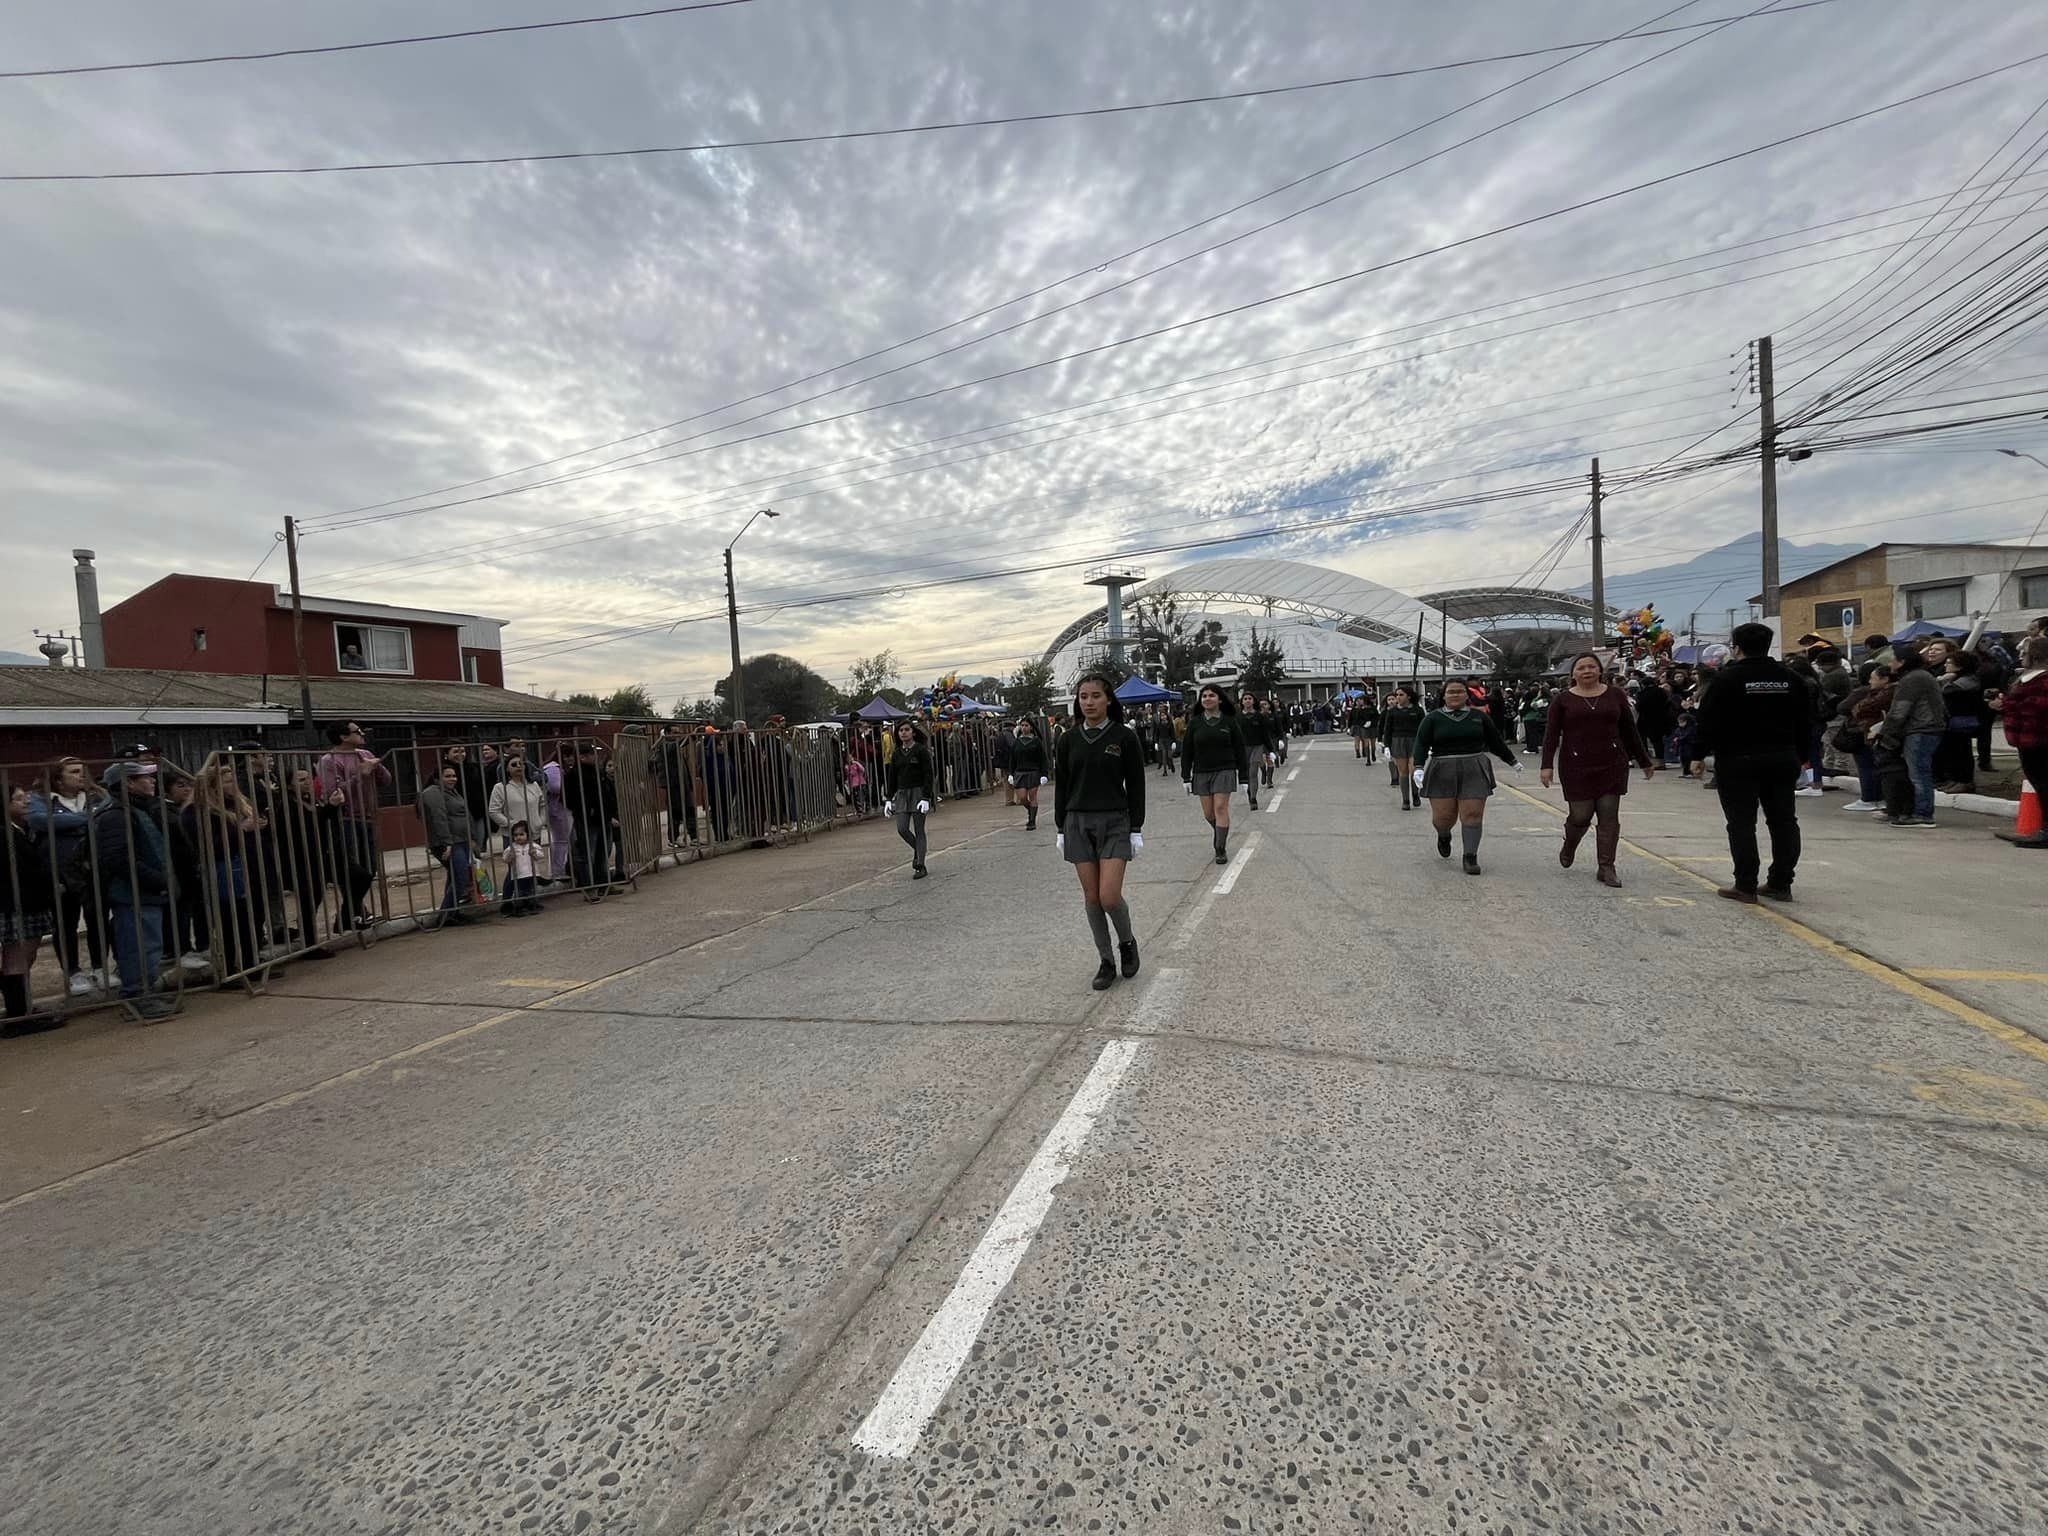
1130,832,1143,856
1007,775,1016,786
916,799,930,815
1267,753,1276,765
1185,780,1196,794
1412,768,1425,790
1039,776,1048,786
883,800,894,816
1055,833,1065,855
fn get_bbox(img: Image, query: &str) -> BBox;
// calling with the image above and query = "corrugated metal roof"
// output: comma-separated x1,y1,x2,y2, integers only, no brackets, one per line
0,667,574,722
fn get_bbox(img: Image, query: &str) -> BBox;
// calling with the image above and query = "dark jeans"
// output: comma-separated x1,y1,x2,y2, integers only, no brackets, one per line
337,818,379,920
666,779,696,843
1713,751,1802,892
110,902,165,999
54,887,107,974
1852,743,1881,802
2020,744,2048,813
1976,714,1998,773
1933,729,1976,790
571,820,613,888
438,844,473,912
506,874,540,914
1878,744,1914,821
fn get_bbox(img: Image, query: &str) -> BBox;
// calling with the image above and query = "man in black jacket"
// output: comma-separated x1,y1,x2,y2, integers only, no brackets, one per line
1695,623,1810,903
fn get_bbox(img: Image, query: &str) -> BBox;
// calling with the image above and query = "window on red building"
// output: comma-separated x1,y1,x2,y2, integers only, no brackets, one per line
336,623,412,673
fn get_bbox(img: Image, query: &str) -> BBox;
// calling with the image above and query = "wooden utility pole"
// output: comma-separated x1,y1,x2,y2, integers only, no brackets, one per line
283,518,314,730
1757,334,1781,619
1589,457,1606,646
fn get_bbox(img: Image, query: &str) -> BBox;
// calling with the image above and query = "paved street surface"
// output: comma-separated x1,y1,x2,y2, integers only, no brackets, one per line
5,742,2047,1535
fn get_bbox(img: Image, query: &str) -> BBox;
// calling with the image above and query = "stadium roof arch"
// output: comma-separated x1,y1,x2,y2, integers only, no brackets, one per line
1042,558,1494,671
1418,585,1624,629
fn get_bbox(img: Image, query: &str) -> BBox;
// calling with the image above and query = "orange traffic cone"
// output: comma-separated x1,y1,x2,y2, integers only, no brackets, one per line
2000,781,2045,845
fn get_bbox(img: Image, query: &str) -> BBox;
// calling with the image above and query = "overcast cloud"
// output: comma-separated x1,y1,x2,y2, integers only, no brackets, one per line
4,0,2045,703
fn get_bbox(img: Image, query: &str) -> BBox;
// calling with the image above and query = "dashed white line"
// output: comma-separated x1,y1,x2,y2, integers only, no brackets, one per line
850,1037,1146,1459
1169,831,1258,949
1263,789,1287,813
1285,767,1302,783
1124,967,1191,1034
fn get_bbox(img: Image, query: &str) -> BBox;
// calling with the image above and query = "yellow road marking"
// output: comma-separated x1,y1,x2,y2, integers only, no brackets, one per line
1908,969,2048,984
1501,784,2048,1067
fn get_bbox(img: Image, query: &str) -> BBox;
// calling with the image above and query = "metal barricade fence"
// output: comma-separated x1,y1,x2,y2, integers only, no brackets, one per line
0,720,1029,1029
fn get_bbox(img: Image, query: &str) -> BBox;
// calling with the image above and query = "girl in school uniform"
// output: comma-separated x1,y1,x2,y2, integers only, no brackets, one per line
1054,672,1147,991
1180,684,1250,866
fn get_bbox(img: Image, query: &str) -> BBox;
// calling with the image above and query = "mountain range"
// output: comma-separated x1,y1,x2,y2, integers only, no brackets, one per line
1571,531,1866,639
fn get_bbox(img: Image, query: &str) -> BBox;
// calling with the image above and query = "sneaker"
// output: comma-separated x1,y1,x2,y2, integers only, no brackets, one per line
179,951,210,972
1717,886,1760,905
1839,800,1877,812
1760,883,1794,901
67,971,96,998
1794,786,1824,798
1119,939,1140,979
1889,816,1936,829
131,995,181,1023
1091,958,1117,992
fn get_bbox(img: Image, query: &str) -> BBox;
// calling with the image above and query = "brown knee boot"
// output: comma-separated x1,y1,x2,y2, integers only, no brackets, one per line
1595,818,1621,885
1559,818,1590,868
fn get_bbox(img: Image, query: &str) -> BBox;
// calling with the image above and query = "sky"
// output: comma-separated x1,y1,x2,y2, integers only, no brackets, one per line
5,0,2046,707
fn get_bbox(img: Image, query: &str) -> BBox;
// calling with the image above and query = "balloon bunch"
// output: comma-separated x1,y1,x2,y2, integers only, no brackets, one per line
1617,605,1674,658
913,671,968,721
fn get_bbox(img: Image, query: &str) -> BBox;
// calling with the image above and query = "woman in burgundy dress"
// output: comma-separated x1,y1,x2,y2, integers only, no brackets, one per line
1540,653,1656,887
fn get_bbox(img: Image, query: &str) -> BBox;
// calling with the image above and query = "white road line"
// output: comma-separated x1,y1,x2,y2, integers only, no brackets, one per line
1263,789,1287,813
1124,967,1191,1034
1286,767,1301,783
851,1037,1146,1459
1168,831,1259,949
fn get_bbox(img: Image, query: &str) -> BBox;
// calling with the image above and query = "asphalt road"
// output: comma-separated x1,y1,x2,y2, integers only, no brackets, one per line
4,738,2046,1535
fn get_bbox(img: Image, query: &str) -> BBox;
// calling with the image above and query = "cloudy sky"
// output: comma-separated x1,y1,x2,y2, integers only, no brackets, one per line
5,0,2045,704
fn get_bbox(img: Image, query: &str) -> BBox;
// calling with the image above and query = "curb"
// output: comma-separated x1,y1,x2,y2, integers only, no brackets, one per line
1818,773,2019,819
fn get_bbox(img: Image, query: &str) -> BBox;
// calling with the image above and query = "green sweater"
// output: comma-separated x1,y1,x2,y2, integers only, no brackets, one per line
1054,722,1147,831
1412,708,1517,768
1381,704,1425,740
1181,714,1249,779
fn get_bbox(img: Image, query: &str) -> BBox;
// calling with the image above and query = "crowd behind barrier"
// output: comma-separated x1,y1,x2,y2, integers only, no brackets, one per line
0,713,1034,1032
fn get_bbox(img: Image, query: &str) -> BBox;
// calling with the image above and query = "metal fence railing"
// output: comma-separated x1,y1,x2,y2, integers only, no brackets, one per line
0,716,1031,1031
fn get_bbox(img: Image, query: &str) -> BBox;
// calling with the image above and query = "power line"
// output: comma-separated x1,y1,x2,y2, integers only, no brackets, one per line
0,1,760,81
300,0,1826,524
307,53,2048,552
3,3,1848,181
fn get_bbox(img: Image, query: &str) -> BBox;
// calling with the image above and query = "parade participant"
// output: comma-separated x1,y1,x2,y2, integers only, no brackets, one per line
1054,672,1147,990
1412,678,1519,875
1695,622,1809,901
1237,692,1269,809
1008,718,1051,831
1348,691,1380,762
1541,653,1656,888
993,723,1016,807
883,720,938,879
1181,684,1249,865
1382,687,1425,807
1518,689,1550,755
1263,699,1288,772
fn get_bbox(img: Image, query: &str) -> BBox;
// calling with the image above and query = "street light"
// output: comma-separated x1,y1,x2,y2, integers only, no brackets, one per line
725,507,778,725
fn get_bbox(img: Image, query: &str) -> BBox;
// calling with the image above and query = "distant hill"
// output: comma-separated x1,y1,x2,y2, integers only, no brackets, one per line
1572,531,1866,637
0,650,46,667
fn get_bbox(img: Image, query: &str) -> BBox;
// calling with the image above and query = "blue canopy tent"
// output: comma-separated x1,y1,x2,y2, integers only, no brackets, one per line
1114,675,1179,706
955,698,1008,715
1894,618,1969,642
853,696,908,721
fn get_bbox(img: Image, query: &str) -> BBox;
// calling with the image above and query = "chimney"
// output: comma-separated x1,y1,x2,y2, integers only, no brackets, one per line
37,634,69,667
72,549,105,669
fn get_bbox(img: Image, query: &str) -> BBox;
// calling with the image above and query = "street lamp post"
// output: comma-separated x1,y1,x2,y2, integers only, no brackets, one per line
725,507,778,725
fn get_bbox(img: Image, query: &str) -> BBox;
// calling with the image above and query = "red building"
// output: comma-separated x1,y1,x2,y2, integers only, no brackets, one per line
103,575,506,688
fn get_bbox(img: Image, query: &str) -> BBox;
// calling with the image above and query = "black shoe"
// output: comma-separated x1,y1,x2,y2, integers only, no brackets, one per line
1437,830,1453,859
1119,940,1140,979
1462,853,1481,876
1760,883,1794,901
1026,814,1037,830
1215,849,1229,865
912,864,929,879
1717,886,1760,905
1091,959,1116,991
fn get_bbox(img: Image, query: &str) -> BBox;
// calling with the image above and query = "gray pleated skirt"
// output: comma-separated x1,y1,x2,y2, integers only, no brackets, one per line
1421,751,1497,801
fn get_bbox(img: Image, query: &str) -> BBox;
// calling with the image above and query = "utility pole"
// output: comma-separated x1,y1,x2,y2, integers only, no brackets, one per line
724,545,745,727
1588,457,1606,646
1757,334,1781,619
282,517,314,730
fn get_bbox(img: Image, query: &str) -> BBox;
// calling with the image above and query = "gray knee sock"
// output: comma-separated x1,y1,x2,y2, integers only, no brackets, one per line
1461,822,1482,856
1084,902,1113,961
1107,900,1134,945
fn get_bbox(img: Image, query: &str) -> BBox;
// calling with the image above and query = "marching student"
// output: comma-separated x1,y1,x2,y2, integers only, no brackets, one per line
1054,672,1147,991
1181,684,1250,865
1412,678,1519,875
1349,691,1380,762
1237,691,1271,808
1261,698,1287,775
1381,686,1425,807
1008,717,1052,830
883,720,939,879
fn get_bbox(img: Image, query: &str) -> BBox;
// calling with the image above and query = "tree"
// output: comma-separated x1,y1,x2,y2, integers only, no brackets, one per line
845,649,900,702
562,691,604,714
601,684,657,718
1131,594,1227,687
1237,625,1289,696
715,653,836,725
684,694,728,725
1004,658,1058,717
968,675,1005,704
